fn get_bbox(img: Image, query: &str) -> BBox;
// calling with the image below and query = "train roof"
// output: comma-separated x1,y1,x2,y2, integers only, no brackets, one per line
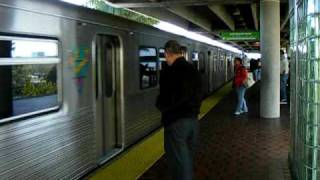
0,0,239,52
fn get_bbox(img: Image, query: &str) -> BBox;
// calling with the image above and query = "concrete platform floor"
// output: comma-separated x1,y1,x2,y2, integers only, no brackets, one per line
139,83,292,180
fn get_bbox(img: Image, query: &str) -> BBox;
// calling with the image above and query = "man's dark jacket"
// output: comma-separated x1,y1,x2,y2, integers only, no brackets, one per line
156,57,202,127
250,60,258,72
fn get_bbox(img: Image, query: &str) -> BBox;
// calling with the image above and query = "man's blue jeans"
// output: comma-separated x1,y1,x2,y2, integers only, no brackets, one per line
164,117,198,180
236,85,248,113
257,69,261,80
253,69,258,81
280,74,289,101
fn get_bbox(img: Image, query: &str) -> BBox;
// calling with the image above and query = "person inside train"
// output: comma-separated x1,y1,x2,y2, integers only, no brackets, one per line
155,40,202,180
233,57,248,115
249,58,259,81
257,58,261,80
280,50,289,104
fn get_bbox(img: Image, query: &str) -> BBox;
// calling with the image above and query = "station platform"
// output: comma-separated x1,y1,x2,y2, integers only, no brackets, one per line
87,82,292,180
139,83,292,180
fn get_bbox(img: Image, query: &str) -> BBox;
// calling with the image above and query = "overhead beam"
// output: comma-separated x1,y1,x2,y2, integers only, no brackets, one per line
167,6,213,32
208,5,235,31
250,3,258,30
135,0,235,49
108,0,288,8
107,0,258,8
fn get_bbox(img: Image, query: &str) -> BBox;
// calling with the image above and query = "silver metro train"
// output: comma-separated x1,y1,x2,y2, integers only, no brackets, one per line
0,0,239,179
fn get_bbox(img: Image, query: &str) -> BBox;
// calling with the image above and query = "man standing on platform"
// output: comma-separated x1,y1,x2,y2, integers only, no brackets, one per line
156,40,202,180
280,50,289,104
250,58,259,81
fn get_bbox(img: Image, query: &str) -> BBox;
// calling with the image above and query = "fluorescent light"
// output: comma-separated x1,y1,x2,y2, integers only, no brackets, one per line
154,21,242,53
60,0,88,5
245,53,261,59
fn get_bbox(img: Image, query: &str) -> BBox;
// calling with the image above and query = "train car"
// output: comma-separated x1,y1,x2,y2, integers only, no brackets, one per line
0,0,240,179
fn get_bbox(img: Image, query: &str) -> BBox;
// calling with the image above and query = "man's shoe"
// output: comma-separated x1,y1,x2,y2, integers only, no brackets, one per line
234,111,241,115
280,99,288,104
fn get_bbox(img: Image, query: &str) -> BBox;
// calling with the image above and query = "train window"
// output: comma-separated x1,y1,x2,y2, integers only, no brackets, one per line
0,37,60,123
158,48,167,70
139,47,158,89
7,39,58,58
192,51,199,70
158,48,165,59
192,52,199,61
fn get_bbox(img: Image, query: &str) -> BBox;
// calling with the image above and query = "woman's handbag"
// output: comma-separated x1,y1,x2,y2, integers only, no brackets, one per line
243,72,255,88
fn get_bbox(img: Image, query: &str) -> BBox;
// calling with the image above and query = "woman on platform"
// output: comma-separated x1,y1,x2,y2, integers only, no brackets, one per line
233,57,248,115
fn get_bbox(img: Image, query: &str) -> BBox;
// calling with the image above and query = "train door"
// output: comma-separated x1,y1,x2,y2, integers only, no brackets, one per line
212,49,218,90
208,50,214,92
199,52,205,74
227,54,234,81
181,46,188,61
220,50,227,83
199,52,208,95
95,34,122,163
217,49,223,88
224,52,228,82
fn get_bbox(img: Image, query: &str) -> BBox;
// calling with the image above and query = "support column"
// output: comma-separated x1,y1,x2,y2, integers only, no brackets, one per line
260,0,280,118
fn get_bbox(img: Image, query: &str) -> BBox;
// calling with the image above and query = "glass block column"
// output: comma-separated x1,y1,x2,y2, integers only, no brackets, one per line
290,0,320,179
289,0,298,178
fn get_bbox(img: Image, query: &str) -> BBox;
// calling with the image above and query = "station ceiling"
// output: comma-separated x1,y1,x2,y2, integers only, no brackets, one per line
106,0,289,52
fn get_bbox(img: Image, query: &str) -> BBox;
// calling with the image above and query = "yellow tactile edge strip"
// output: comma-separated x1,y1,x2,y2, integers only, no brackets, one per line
89,82,233,180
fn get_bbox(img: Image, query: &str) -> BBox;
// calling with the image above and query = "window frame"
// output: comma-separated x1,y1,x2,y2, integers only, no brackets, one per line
0,36,62,124
138,46,159,90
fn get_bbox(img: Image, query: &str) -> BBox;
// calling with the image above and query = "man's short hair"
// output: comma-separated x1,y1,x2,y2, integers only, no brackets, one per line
164,40,182,54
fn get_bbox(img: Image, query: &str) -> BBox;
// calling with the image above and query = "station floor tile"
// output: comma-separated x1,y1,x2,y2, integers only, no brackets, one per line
139,84,291,180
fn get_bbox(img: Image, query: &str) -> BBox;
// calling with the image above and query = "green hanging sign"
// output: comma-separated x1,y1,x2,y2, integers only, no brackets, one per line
220,32,260,41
